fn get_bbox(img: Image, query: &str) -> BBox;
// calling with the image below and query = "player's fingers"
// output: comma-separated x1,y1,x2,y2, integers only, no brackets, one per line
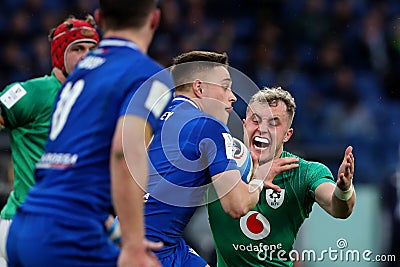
340,168,353,181
350,153,355,174
337,173,346,187
274,157,299,166
250,151,259,167
279,163,299,172
144,240,163,251
148,251,162,267
345,156,354,176
264,181,282,192
341,146,351,165
250,151,259,175
345,146,353,156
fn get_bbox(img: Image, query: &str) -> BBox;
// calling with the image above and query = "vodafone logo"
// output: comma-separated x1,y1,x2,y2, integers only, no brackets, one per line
239,211,270,240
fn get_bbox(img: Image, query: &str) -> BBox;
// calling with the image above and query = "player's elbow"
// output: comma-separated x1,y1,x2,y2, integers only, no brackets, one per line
331,205,354,219
335,208,354,219
333,213,351,219
111,147,125,162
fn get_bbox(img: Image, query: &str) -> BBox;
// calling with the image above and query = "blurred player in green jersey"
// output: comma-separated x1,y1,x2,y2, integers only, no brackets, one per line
208,86,356,266
0,15,99,266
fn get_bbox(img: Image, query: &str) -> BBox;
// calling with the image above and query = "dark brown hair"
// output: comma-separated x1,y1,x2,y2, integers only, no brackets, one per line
99,0,157,30
170,51,229,91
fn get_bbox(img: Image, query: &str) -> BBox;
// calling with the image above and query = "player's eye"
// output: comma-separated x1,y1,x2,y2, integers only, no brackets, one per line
71,46,83,52
269,118,279,126
251,115,260,124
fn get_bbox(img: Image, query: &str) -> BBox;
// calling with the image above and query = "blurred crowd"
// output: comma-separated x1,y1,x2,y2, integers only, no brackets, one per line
0,0,399,183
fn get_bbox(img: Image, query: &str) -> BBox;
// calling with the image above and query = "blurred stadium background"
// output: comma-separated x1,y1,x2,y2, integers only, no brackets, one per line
0,0,399,266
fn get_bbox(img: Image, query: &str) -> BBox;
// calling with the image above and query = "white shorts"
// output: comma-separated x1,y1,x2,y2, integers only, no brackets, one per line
0,218,11,266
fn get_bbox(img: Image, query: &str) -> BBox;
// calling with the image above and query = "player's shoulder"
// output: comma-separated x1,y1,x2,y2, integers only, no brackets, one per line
115,50,173,88
302,159,329,171
299,157,332,177
1,74,58,99
18,73,59,91
116,47,163,74
281,151,302,161
171,109,228,138
282,151,330,172
193,114,230,136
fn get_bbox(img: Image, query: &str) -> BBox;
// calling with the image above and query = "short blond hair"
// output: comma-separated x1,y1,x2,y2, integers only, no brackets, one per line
248,86,296,126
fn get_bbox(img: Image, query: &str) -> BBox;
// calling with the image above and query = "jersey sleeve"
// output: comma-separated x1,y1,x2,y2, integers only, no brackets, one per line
120,69,174,133
197,119,237,177
307,161,335,200
0,82,32,129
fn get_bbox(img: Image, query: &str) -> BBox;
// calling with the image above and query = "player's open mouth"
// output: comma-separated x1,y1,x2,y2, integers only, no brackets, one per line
253,136,270,149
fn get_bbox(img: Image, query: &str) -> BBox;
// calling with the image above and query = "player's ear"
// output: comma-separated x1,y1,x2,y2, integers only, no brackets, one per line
193,79,203,98
283,128,293,143
149,8,160,31
94,9,102,29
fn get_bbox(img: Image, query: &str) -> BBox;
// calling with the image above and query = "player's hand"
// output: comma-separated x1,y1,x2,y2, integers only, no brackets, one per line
249,151,260,179
336,146,354,191
254,157,299,192
106,215,122,246
118,239,163,267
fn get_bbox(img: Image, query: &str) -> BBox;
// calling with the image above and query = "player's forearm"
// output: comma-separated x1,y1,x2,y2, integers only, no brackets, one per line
315,182,355,219
111,149,147,246
330,186,356,219
221,190,260,218
215,171,261,218
111,117,150,247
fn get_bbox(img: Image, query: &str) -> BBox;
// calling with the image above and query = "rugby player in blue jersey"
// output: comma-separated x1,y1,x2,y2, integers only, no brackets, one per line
144,51,267,267
7,0,173,266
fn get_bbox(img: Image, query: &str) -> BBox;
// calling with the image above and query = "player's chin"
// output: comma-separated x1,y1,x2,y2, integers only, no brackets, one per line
254,146,274,163
249,145,261,158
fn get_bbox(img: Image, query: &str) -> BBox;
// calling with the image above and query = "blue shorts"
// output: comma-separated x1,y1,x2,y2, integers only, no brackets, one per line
157,238,207,267
7,211,119,267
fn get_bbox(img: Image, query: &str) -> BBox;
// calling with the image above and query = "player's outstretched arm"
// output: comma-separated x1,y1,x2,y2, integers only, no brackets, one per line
315,146,356,219
212,170,262,219
111,115,162,267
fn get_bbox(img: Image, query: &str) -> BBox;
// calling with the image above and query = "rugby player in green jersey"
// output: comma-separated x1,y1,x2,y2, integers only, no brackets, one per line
208,86,356,266
0,15,99,266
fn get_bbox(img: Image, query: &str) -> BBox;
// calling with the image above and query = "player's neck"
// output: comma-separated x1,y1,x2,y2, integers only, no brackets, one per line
177,92,200,108
275,147,284,159
103,29,152,54
53,68,66,84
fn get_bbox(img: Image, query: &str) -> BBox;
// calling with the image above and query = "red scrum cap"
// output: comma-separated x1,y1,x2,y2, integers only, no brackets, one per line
49,16,100,74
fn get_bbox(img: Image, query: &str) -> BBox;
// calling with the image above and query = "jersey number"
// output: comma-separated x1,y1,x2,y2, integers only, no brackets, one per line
49,80,85,140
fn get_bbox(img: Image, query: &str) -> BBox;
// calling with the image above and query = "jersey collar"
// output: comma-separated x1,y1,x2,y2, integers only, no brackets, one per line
99,38,139,51
173,95,199,110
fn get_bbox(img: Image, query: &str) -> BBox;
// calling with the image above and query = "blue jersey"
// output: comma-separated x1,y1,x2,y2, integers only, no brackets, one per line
19,38,173,223
145,96,237,258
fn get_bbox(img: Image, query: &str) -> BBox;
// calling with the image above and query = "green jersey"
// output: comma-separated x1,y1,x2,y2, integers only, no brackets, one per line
207,151,335,267
0,72,61,219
